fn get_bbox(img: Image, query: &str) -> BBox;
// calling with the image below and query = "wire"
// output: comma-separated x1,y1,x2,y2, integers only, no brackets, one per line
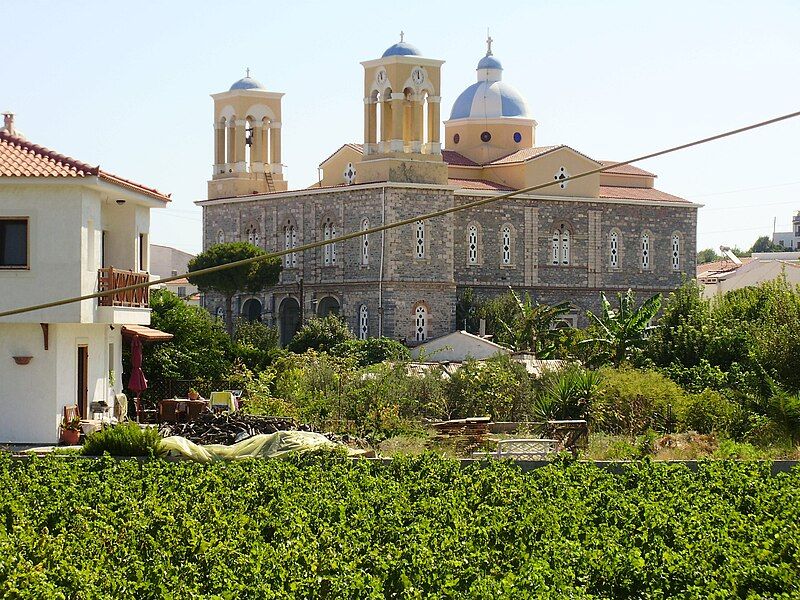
2,108,800,319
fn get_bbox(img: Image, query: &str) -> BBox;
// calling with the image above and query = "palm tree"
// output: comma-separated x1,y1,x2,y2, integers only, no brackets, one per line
583,289,661,366
497,290,572,358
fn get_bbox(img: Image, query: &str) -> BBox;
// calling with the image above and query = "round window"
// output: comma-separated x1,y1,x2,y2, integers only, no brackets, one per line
453,133,460,144
480,131,492,142
513,132,522,143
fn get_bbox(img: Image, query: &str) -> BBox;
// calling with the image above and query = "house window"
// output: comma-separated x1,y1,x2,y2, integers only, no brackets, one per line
138,233,148,272
217,230,225,244
610,230,619,269
323,218,336,266
671,233,680,271
177,286,186,297
284,223,297,268
359,304,369,340
501,225,512,265
641,232,651,270
551,227,570,265
467,225,478,265
415,220,425,259
215,307,224,319
414,304,428,341
361,218,369,265
0,218,28,269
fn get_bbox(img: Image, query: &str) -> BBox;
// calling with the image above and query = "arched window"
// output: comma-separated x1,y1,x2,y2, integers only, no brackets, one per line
215,306,224,319
323,218,337,266
246,225,260,247
361,218,370,265
501,225,512,265
415,220,425,259
609,230,619,269
641,232,651,270
359,304,369,340
552,227,570,265
284,221,297,268
467,225,478,265
414,304,428,341
217,230,225,244
671,233,681,271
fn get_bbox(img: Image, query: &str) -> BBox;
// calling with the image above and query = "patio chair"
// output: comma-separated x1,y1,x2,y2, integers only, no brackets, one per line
185,400,206,422
134,397,158,424
158,399,179,424
210,391,235,413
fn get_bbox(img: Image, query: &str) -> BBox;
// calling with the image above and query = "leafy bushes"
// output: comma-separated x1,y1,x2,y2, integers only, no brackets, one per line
440,355,534,421
287,314,354,354
1,455,799,597
81,422,161,457
591,367,686,435
330,337,410,367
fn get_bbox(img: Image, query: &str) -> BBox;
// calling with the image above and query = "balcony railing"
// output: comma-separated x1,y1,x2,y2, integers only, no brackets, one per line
98,267,149,308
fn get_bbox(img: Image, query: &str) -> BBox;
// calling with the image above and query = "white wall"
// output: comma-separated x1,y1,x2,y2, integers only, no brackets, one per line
412,331,510,362
0,183,84,323
0,322,122,444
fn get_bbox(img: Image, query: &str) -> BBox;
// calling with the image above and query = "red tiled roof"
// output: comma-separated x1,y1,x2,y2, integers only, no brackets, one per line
0,131,170,201
486,145,561,165
599,161,656,177
696,258,752,277
598,185,689,203
441,149,479,166
448,178,515,191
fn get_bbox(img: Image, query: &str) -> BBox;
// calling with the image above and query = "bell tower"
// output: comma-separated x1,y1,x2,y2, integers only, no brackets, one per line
355,34,448,185
208,70,288,200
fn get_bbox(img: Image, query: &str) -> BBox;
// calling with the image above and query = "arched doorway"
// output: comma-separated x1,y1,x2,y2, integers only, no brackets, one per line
241,298,263,322
279,297,301,346
317,296,340,317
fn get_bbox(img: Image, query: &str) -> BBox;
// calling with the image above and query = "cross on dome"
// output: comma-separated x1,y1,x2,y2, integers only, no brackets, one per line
245,67,250,78
486,30,493,56
399,30,404,42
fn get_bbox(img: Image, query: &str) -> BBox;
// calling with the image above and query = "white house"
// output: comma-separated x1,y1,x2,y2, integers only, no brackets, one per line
0,115,171,443
697,253,800,298
411,330,510,362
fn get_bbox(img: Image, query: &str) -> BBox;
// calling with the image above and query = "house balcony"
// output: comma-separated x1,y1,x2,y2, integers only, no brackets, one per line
96,267,151,325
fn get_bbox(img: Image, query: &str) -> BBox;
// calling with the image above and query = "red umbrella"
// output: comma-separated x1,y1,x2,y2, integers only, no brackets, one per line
128,335,148,421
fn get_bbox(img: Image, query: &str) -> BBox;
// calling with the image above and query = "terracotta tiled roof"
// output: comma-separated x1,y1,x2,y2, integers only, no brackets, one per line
448,178,515,191
599,161,656,177
0,131,170,201
598,185,689,204
696,258,752,277
486,145,561,165
441,150,479,166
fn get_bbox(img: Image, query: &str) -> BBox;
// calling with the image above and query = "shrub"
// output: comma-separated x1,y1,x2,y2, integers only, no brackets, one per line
441,354,534,421
534,366,602,421
81,422,161,457
287,315,354,354
331,337,410,367
591,367,686,435
677,389,741,434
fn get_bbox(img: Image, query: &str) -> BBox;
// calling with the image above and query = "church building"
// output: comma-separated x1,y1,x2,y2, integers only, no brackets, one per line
197,37,698,345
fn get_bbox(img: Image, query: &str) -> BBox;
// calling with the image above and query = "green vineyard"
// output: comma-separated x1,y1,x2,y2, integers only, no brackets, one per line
1,455,798,598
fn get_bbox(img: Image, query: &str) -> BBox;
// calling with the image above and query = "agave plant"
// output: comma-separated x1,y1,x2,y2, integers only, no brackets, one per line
534,366,603,421
497,289,572,358
583,289,661,366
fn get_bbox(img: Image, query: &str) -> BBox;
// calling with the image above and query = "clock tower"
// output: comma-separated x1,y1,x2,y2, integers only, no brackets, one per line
356,35,448,185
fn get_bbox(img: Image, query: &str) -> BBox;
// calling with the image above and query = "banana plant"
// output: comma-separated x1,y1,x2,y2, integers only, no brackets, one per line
583,289,661,366
497,289,572,358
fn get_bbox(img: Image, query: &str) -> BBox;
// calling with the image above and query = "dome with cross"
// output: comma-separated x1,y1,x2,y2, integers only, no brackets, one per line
449,38,531,121
382,31,421,57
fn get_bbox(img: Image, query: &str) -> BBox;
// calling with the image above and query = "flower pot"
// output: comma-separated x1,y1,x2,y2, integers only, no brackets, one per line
60,428,80,446
12,356,32,365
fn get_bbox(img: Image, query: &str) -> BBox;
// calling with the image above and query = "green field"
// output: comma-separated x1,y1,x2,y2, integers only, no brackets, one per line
1,454,798,599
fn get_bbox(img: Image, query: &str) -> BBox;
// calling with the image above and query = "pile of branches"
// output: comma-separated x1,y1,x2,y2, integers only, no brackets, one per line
159,412,311,445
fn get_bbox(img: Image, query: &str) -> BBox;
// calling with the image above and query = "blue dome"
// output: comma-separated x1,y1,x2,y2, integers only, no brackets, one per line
449,80,531,120
382,41,422,57
477,55,503,70
229,76,265,91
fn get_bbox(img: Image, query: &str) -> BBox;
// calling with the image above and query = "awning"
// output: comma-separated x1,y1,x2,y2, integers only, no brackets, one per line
121,325,174,342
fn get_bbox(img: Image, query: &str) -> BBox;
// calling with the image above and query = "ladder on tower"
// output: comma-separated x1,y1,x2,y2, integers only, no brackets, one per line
264,172,276,194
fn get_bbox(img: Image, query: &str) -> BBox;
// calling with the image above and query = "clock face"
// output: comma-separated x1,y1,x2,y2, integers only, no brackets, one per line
375,69,387,86
411,67,425,86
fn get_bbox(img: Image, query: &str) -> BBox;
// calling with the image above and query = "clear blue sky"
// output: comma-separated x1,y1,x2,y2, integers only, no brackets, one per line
4,0,800,255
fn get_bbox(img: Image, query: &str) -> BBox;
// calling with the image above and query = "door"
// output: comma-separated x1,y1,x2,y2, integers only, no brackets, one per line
77,345,89,418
